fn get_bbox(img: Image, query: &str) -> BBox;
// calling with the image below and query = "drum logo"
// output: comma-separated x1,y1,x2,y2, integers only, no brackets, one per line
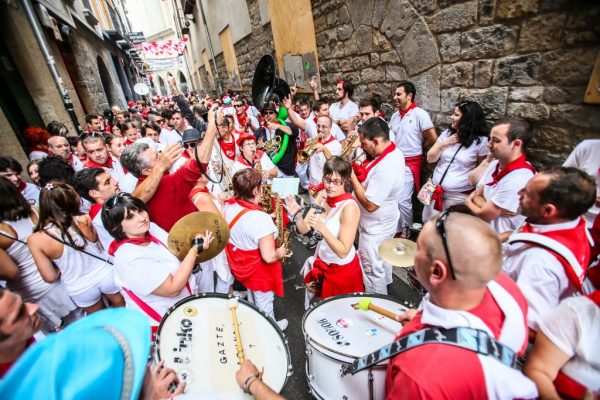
173,318,193,364
317,318,350,347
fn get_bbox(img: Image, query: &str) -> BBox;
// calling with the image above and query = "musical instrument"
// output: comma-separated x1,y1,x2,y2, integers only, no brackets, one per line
341,131,359,159
352,298,403,323
378,238,416,268
274,193,290,263
262,135,282,158
168,212,230,263
156,294,292,398
297,133,323,164
302,293,407,400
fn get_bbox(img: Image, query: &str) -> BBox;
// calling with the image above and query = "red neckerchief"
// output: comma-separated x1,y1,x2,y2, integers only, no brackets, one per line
486,154,536,187
108,233,166,256
89,203,102,220
67,154,78,166
398,102,417,119
520,217,589,290
85,156,114,169
326,192,355,208
181,150,191,159
352,143,396,183
237,150,264,167
313,116,318,124
219,137,236,160
319,135,335,145
225,196,262,211
18,181,26,193
237,111,248,129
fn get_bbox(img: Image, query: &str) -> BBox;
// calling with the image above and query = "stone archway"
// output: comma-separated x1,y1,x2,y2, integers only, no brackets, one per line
157,75,167,96
178,70,188,93
97,56,117,107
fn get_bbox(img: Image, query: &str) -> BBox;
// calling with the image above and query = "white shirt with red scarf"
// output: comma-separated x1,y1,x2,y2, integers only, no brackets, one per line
503,218,592,330
230,152,275,183
308,135,342,186
389,106,434,157
84,155,127,184
538,292,600,397
385,273,537,399
563,139,600,228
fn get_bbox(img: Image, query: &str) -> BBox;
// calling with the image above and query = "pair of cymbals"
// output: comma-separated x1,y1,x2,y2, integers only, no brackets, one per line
168,212,230,263
378,238,416,268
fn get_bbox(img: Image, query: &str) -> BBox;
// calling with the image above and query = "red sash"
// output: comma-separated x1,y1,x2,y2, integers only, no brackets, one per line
553,291,599,399
353,143,396,183
405,155,423,192
225,207,284,296
519,218,590,291
305,255,364,299
486,154,536,187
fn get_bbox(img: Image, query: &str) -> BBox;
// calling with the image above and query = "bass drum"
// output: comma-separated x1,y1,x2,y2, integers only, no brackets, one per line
302,293,407,400
156,293,292,399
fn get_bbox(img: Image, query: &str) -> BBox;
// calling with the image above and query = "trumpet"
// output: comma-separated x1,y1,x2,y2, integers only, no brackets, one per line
297,133,324,164
341,131,359,159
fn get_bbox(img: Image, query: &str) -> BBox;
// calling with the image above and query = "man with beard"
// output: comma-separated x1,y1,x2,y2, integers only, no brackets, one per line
502,167,596,335
330,79,358,135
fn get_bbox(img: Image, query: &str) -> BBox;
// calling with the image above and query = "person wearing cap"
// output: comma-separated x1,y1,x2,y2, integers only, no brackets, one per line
254,101,298,179
230,132,277,183
0,307,187,399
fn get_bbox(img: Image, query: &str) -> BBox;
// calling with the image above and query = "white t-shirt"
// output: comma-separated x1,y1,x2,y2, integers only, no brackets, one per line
230,153,276,182
390,107,434,157
329,100,358,122
538,295,600,391
433,129,489,193
308,137,342,185
478,159,535,233
160,129,184,146
300,114,346,142
71,156,84,172
563,139,600,228
119,172,138,194
92,210,114,259
233,113,259,132
21,182,40,206
107,155,127,184
28,151,47,161
502,219,581,329
113,223,192,325
358,146,406,235
224,203,277,250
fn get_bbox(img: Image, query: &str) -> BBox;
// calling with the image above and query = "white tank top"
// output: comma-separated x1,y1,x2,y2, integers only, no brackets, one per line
316,199,357,265
2,217,54,301
44,220,113,296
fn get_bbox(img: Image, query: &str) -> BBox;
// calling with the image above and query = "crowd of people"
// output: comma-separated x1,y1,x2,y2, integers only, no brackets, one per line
0,73,598,399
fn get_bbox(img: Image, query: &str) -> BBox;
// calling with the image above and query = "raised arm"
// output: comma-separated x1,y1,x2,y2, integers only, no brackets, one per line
131,144,181,203
281,95,307,131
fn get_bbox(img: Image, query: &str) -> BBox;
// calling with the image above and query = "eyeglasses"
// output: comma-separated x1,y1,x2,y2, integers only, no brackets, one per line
316,124,331,130
183,142,197,149
234,104,245,108
105,193,131,210
435,209,456,280
262,111,276,116
323,177,344,186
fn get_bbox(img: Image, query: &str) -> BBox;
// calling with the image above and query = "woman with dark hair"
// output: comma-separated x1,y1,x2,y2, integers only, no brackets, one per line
285,157,364,302
27,159,42,187
104,134,126,159
223,168,289,330
102,193,213,330
27,181,124,314
0,177,82,331
120,122,140,145
423,100,490,221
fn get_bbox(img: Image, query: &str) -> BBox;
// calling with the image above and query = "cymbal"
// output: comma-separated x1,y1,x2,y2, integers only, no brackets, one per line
378,238,416,268
168,212,230,263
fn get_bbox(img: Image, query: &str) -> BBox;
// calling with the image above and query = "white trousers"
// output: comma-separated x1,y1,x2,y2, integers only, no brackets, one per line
247,290,275,320
358,230,396,294
421,191,469,222
194,260,234,294
397,167,415,232
295,162,309,189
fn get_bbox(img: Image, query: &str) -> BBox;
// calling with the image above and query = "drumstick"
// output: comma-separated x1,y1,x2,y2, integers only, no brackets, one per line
227,298,245,363
352,298,404,324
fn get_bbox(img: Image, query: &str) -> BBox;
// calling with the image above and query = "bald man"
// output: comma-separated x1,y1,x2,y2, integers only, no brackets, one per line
47,136,83,172
385,209,537,399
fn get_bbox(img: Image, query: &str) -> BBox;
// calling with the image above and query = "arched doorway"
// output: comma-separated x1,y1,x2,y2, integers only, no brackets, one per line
178,70,188,93
97,56,117,107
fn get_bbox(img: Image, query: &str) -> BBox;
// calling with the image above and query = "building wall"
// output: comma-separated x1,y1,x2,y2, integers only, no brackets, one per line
310,0,600,167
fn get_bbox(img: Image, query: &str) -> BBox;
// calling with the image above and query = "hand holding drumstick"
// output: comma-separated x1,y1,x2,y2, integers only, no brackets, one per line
352,298,416,325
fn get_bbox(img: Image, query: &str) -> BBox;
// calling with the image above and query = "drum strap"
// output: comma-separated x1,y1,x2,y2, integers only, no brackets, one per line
341,326,518,376
122,283,192,325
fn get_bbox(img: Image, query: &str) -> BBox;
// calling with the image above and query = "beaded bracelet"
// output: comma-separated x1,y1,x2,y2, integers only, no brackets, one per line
243,373,261,394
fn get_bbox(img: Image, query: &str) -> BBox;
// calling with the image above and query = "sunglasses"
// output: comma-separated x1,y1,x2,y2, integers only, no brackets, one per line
262,111,276,116
234,104,245,108
183,142,197,149
105,193,132,210
435,209,456,280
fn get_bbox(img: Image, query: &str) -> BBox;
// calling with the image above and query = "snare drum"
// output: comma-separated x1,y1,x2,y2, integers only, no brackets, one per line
302,293,407,400
156,294,292,399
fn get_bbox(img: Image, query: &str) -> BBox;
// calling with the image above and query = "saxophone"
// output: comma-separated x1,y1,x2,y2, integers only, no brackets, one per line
255,151,274,213
274,193,290,263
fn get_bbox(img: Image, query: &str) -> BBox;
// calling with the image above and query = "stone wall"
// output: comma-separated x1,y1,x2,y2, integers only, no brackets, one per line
309,0,599,167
